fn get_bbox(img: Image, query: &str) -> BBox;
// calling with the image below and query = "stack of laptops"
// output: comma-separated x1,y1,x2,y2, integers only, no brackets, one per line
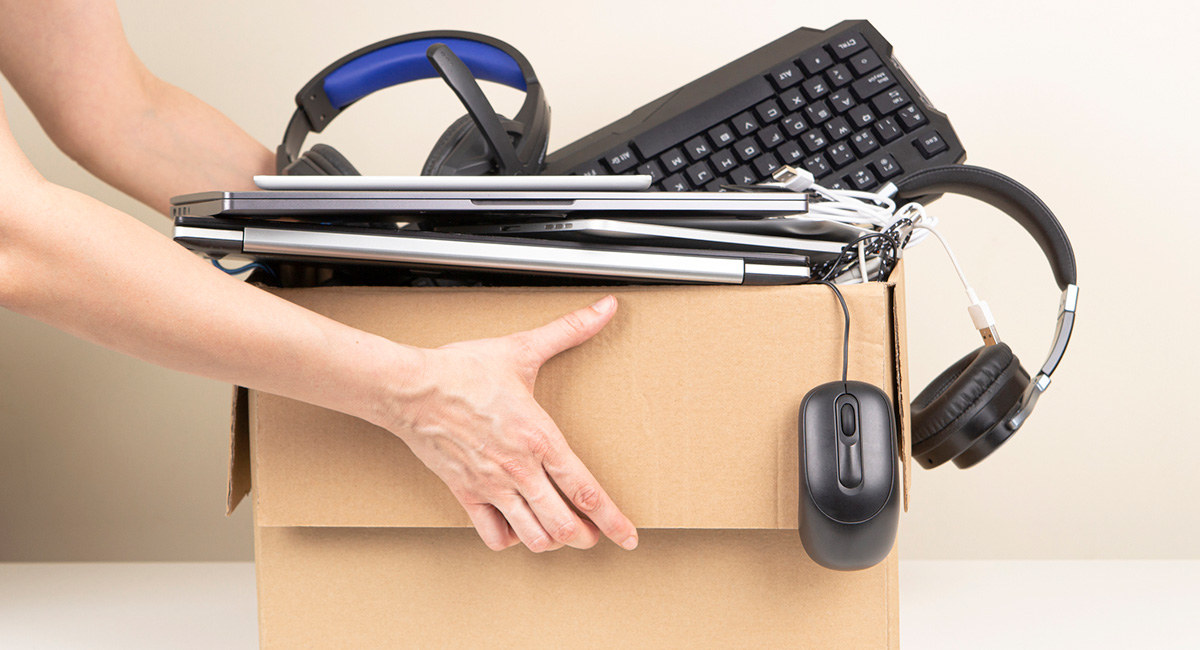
171,175,854,286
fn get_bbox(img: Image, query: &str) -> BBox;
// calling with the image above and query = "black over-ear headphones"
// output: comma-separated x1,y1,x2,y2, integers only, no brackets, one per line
276,31,550,177
887,165,1079,469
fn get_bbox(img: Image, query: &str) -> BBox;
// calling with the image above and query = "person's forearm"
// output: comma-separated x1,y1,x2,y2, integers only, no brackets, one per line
83,76,276,213
0,0,275,213
0,176,418,428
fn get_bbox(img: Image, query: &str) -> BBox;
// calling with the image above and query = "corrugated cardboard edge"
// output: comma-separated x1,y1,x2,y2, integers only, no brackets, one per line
227,386,251,516
891,262,913,511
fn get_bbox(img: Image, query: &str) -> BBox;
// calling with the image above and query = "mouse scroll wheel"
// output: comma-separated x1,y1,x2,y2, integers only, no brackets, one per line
840,403,856,437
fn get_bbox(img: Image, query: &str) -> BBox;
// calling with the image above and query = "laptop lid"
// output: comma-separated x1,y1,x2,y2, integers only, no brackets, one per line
173,217,810,285
169,190,809,221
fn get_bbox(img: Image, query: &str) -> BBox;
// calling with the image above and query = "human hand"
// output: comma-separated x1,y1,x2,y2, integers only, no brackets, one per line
387,295,637,553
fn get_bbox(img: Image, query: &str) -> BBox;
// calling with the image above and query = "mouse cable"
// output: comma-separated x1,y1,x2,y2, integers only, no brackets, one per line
814,280,850,384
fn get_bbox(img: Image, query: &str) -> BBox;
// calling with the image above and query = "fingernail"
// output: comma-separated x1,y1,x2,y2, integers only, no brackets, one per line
591,295,616,314
621,534,638,551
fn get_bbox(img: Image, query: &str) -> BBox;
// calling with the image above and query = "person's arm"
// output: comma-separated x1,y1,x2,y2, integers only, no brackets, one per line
0,0,272,211
0,2,638,553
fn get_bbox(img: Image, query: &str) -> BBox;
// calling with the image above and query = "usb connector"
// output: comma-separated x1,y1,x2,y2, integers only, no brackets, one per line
967,292,999,346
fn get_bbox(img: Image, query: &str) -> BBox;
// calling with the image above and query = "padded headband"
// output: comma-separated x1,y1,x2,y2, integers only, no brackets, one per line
893,165,1077,290
276,30,546,174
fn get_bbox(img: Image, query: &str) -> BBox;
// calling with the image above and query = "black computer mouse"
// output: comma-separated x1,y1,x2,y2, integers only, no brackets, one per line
798,380,900,571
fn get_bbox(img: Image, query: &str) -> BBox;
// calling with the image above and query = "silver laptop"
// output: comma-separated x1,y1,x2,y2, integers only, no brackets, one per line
441,218,847,259
173,217,810,285
169,190,809,221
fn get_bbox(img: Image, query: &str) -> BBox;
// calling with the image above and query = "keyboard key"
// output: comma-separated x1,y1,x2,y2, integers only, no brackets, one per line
851,130,880,156
603,145,638,173
800,130,829,153
828,142,855,168
711,149,738,173
684,135,713,161
755,99,784,124
825,116,853,142
757,124,785,149
661,147,688,172
728,165,757,185
915,131,949,158
768,62,803,90
848,48,882,75
704,178,727,192
753,152,781,177
830,33,868,60
804,100,833,125
662,173,691,192
848,104,876,128
686,160,715,185
847,168,877,191
797,48,833,75
802,77,830,101
874,117,903,143
851,69,896,100
636,160,664,183
828,90,856,113
578,160,607,176
733,137,761,161
827,180,847,191
708,123,737,148
778,141,804,164
802,154,832,178
897,105,927,131
781,114,807,137
870,154,902,180
826,63,853,87
871,88,909,115
732,111,760,136
779,87,806,111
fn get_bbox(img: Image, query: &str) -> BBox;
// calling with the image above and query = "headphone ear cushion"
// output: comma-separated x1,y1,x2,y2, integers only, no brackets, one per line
307,143,360,175
283,143,360,176
422,114,514,176
910,343,1030,466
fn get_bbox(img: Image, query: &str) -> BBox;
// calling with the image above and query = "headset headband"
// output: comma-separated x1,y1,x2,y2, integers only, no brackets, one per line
887,165,1079,434
276,30,548,174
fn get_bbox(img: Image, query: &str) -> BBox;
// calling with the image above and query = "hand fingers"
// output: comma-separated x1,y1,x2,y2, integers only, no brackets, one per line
540,435,638,551
462,503,520,551
514,295,617,366
515,471,602,550
492,495,560,553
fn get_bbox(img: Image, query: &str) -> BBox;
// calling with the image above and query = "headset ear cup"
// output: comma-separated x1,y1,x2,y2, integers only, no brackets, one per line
283,143,360,176
422,114,515,176
910,343,1030,469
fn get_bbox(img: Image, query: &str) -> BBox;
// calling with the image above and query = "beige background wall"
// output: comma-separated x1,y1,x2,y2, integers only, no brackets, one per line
1,0,1196,561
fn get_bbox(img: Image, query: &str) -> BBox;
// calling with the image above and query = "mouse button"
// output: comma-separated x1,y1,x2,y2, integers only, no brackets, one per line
843,381,900,512
799,382,847,515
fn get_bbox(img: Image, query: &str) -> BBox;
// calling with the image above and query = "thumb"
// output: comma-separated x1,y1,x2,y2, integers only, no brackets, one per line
515,295,617,366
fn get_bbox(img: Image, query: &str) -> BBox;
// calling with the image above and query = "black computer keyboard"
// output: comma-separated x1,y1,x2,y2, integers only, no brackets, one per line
544,20,965,193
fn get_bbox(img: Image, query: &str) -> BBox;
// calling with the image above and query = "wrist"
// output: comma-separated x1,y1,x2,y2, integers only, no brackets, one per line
356,335,429,434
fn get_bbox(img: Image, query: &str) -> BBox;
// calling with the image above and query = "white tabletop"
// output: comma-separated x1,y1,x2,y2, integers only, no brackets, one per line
1,560,1197,649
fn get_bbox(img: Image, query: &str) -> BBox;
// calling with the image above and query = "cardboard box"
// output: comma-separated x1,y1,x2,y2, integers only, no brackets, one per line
227,279,911,648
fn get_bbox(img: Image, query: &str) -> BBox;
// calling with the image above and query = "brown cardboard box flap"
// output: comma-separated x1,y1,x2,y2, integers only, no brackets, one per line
229,282,909,528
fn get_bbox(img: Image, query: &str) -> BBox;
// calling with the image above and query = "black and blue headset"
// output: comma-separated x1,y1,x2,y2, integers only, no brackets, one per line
276,31,550,177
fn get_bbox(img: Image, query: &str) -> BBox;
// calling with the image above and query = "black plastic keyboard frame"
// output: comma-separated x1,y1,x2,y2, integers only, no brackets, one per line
544,20,966,197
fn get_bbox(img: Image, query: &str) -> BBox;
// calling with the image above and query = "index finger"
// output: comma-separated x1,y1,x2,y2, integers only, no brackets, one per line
539,433,638,551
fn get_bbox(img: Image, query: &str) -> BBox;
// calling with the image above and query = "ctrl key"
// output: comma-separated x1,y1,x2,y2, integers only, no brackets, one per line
914,131,949,159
